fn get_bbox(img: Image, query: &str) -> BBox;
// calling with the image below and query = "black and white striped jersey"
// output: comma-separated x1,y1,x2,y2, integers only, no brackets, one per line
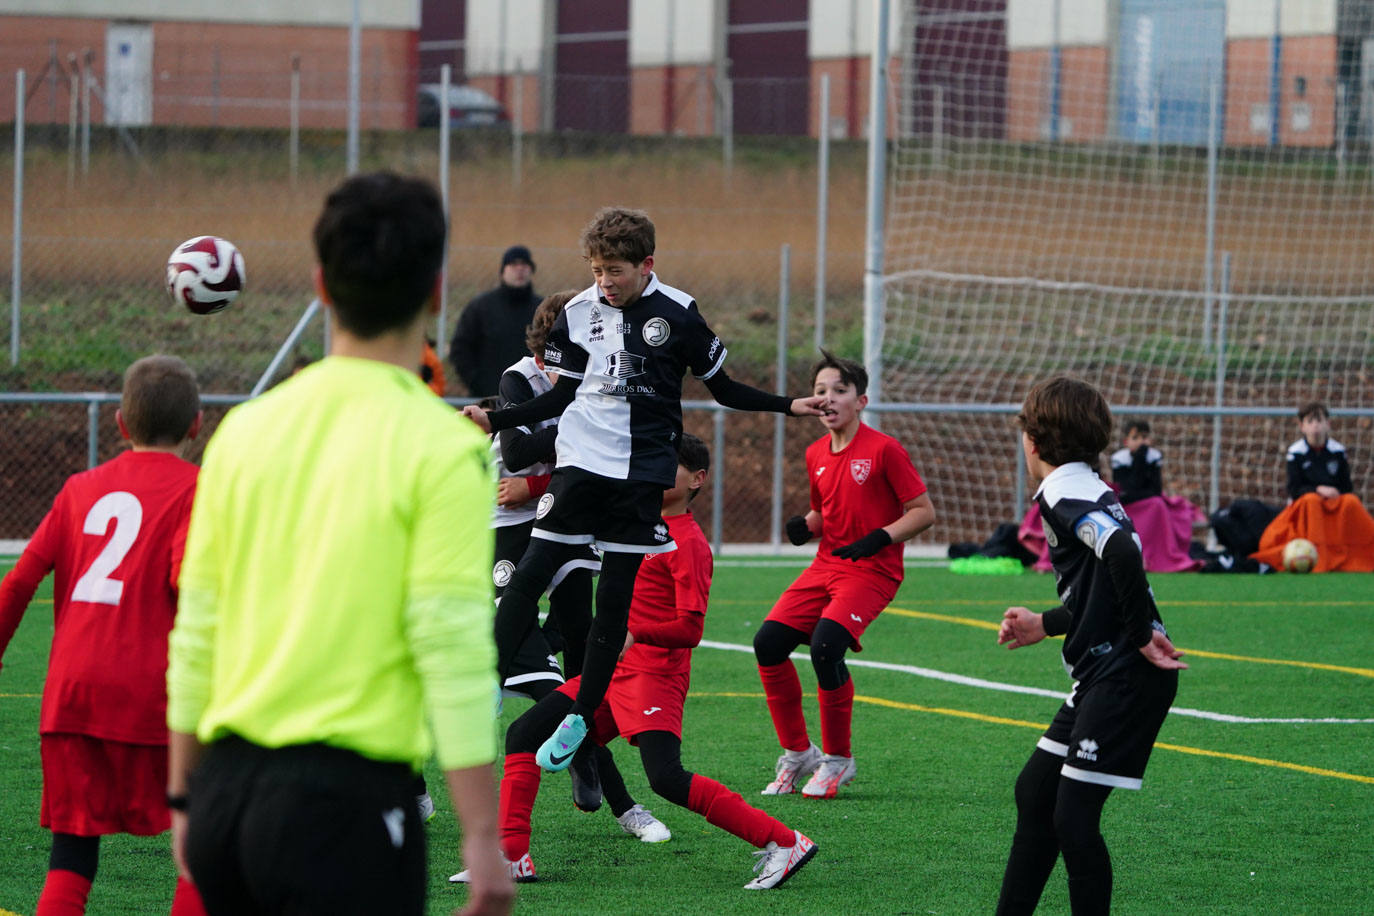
542,274,725,485
1036,462,1165,686
491,356,556,528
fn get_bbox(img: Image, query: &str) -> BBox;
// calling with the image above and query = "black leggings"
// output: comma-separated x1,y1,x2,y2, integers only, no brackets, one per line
752,618,853,691
996,747,1114,916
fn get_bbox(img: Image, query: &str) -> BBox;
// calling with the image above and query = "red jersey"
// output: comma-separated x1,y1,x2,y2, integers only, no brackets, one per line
0,450,199,745
618,511,712,679
807,422,926,583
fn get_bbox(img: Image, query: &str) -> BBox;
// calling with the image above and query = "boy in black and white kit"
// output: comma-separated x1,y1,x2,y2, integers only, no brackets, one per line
464,207,824,772
994,376,1186,916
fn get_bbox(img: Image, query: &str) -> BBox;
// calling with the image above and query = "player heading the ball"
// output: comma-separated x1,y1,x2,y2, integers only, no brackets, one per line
462,206,826,775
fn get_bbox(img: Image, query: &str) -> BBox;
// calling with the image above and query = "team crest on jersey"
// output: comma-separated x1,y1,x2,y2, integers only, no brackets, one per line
588,303,604,341
605,350,647,379
1044,524,1058,548
536,492,555,519
1328,459,1340,476
642,317,670,346
492,560,515,587
849,459,872,484
1076,520,1098,549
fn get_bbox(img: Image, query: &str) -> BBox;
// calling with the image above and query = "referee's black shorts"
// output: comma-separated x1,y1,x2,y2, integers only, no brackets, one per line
185,736,425,916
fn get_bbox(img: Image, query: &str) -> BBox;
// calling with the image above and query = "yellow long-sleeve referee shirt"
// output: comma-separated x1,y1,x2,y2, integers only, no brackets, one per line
167,356,497,772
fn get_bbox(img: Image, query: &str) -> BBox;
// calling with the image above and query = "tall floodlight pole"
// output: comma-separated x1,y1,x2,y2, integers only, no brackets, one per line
346,0,360,174
862,0,890,415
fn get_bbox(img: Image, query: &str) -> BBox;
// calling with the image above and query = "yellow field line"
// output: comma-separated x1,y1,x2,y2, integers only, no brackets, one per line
1178,648,1374,679
884,605,1374,679
692,691,1374,786
1,908,24,916
0,693,41,698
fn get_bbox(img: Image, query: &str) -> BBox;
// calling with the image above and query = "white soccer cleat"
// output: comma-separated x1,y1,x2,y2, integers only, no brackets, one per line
761,743,822,795
743,830,818,890
801,754,856,799
616,803,671,843
448,852,537,884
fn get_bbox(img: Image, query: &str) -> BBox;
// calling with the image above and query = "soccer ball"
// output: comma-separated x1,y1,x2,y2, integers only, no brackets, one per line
1282,538,1318,574
166,236,245,314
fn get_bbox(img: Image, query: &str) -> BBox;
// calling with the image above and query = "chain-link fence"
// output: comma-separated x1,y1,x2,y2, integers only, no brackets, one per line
1,58,871,544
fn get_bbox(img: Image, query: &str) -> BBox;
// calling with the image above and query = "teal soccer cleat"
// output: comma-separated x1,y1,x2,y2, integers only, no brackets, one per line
536,713,588,772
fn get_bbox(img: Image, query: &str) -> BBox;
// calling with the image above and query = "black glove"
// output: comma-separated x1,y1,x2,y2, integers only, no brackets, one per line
831,528,892,561
785,515,813,546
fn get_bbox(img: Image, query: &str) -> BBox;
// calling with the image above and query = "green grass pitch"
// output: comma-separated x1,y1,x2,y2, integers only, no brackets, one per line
0,558,1370,915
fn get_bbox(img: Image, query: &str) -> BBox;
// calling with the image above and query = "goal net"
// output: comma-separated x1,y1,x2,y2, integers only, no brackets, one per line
882,0,1374,546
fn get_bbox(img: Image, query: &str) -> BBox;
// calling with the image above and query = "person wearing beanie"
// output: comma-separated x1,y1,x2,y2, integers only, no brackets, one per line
449,244,541,396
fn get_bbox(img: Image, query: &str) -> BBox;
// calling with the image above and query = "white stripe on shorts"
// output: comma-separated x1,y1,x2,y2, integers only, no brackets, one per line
1061,764,1143,791
1037,737,1070,757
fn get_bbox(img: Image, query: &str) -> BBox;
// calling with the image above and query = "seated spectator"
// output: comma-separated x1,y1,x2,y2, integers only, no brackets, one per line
1251,402,1374,572
1110,419,1163,503
1017,423,1203,573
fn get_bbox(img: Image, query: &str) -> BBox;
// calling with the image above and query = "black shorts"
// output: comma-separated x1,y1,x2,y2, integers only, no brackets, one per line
532,467,675,554
185,736,425,916
1037,661,1178,790
492,519,600,593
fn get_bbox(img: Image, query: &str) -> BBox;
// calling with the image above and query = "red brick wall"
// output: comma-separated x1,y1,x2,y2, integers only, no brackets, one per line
1226,35,1335,147
1,15,416,130
1007,47,1108,143
629,63,715,136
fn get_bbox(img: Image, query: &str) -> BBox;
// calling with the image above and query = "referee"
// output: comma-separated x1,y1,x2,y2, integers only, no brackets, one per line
166,172,514,916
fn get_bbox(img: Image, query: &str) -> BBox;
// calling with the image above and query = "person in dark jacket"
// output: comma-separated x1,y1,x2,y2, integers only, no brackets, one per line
449,245,540,396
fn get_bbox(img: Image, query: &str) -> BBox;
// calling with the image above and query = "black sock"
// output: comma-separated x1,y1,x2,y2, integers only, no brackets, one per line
1056,778,1113,916
995,749,1063,915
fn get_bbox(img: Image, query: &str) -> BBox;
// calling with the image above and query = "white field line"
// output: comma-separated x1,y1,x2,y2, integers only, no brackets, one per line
698,640,1374,725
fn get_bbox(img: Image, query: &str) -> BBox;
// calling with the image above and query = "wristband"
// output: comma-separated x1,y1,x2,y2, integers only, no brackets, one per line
166,792,189,811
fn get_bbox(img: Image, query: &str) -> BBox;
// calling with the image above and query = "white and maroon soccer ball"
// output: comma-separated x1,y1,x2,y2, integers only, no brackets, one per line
1282,537,1318,573
166,236,245,314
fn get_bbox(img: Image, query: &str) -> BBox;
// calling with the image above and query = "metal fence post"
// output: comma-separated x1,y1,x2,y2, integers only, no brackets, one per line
1209,252,1232,513
12,69,25,367
771,244,791,549
438,63,451,357
87,399,99,469
815,72,830,351
289,53,301,187
711,408,725,554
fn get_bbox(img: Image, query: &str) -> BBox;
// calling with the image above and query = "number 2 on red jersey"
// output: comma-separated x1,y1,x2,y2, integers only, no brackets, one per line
70,491,143,606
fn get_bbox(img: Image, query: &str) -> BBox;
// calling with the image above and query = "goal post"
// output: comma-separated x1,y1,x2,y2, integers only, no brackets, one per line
879,0,1374,546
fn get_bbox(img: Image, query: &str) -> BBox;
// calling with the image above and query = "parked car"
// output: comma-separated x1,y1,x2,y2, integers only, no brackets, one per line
417,83,508,129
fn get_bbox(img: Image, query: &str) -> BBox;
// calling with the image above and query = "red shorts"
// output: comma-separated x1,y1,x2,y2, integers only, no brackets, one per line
41,733,170,837
557,670,688,744
764,562,900,651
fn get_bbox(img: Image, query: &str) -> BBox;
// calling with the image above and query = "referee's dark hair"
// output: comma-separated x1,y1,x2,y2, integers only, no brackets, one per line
1018,376,1112,469
809,348,868,395
313,171,447,340
677,432,709,502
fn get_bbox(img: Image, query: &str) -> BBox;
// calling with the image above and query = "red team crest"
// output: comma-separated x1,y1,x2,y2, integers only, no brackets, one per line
849,459,872,484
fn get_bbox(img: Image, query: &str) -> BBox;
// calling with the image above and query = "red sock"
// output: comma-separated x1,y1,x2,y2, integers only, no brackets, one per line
169,877,208,916
817,679,854,757
498,752,542,861
687,775,794,849
758,661,810,751
36,869,92,916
